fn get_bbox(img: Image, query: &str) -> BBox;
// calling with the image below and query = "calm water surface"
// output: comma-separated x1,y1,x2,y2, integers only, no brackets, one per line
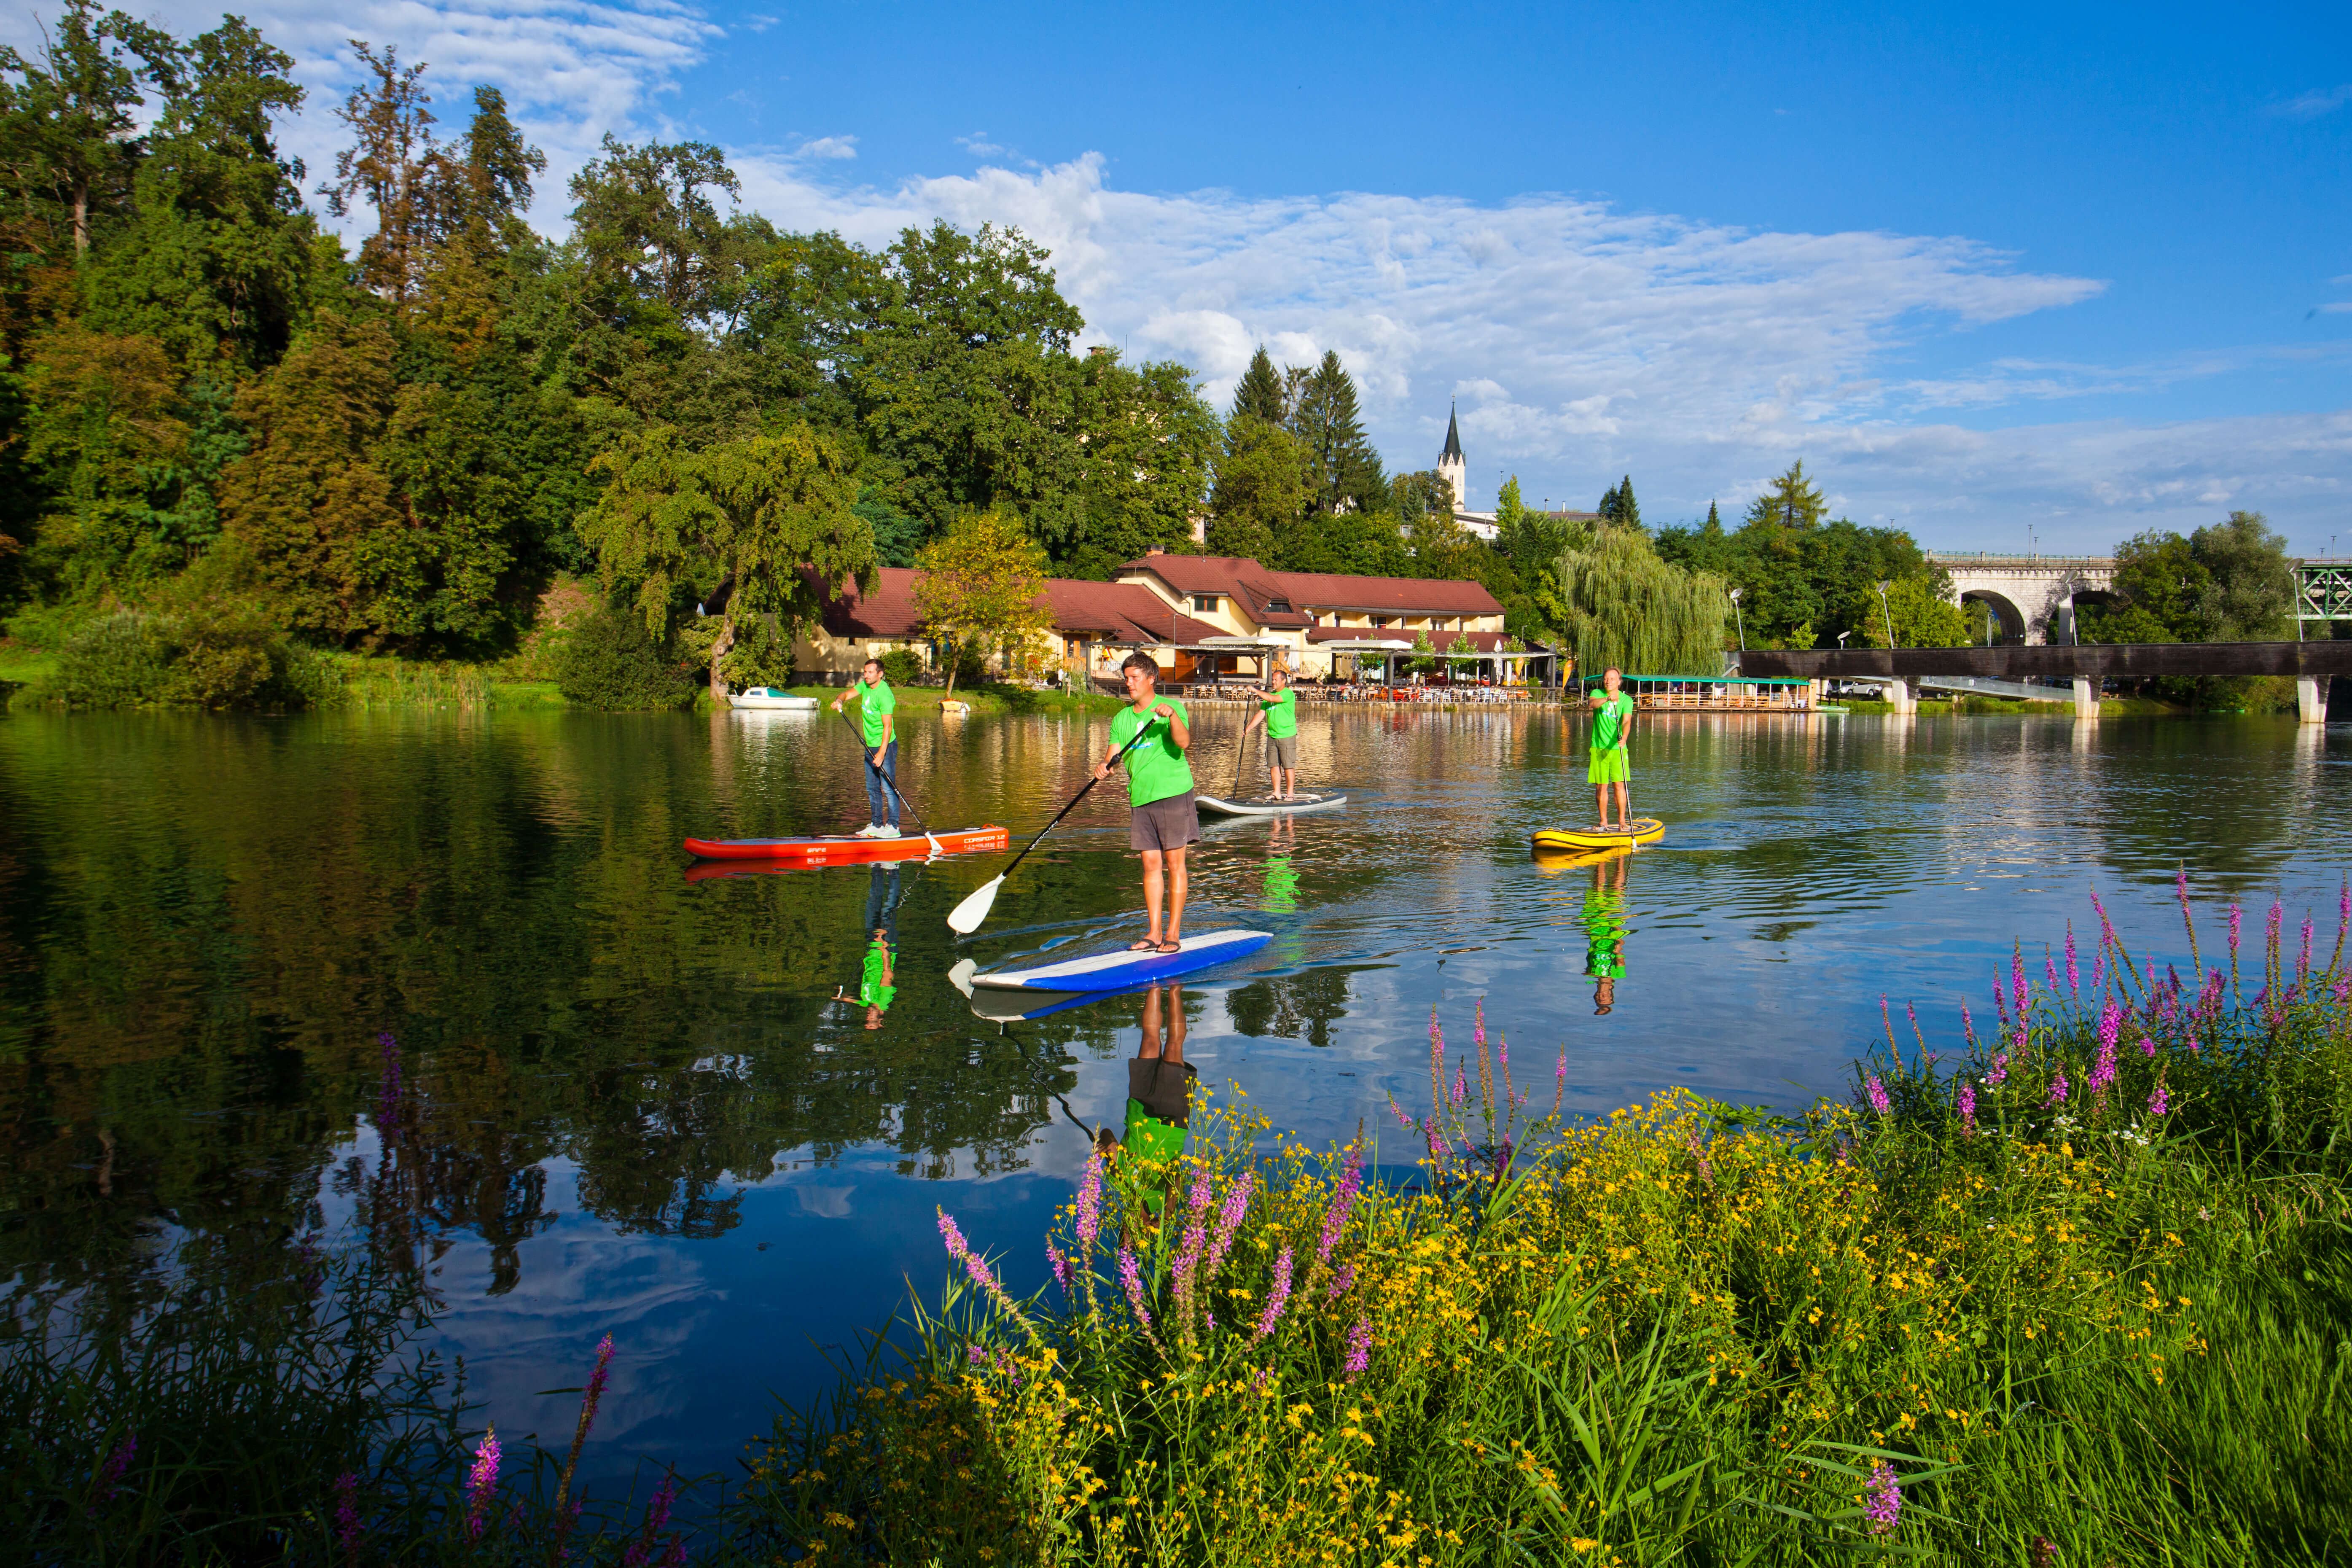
3,705,2349,1487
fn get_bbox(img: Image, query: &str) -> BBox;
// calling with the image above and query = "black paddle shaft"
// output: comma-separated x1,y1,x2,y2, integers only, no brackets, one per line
836,702,934,838
997,717,1159,883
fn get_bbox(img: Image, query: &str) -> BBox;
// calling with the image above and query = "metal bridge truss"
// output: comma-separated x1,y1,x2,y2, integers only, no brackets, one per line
2298,560,2352,626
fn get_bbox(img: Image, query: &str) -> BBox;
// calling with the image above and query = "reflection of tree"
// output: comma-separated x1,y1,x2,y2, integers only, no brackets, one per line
1224,967,1357,1049
0,714,1075,1293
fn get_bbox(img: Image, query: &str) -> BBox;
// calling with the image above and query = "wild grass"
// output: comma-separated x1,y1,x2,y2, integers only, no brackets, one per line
745,885,2352,1565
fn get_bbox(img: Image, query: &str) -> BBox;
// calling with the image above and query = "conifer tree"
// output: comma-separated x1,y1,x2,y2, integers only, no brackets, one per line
1289,350,1382,515
1229,345,1286,426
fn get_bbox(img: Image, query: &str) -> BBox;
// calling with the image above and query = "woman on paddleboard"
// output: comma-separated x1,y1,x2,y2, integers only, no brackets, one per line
1586,667,1635,832
1094,651,1196,954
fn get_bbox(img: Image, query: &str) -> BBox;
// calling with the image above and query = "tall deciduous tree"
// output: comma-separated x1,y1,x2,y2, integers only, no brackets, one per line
1742,460,1827,531
569,135,740,323
911,507,1050,695
319,42,437,305
1555,528,1730,676
582,422,874,706
1063,350,1215,578
0,0,175,256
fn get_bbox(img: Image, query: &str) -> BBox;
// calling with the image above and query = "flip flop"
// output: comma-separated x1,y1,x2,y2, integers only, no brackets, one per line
1155,940,1183,955
1128,939,1160,952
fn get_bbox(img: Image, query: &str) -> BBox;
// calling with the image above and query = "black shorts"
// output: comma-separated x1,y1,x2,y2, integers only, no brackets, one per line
1129,791,1200,852
1129,1057,1197,1126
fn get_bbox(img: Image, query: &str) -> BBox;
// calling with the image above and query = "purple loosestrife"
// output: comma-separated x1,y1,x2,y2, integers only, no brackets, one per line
97,1434,135,1501
1958,1080,1976,1134
1076,1152,1105,1254
1864,1463,1901,1535
1253,1248,1295,1342
333,1472,361,1563
2089,1000,2122,1094
2066,926,2079,995
1326,1261,1358,1301
2091,953,2104,996
1207,1172,1255,1280
938,1208,1027,1326
2229,904,2244,992
1961,1002,1977,1049
1344,1317,1372,1380
2012,949,2027,1017
621,1476,680,1568
2139,1034,2156,1059
1316,1147,1365,1270
554,1333,616,1520
465,1426,500,1541
1119,1245,1156,1339
2148,1075,2170,1118
2301,914,2315,981
1048,1242,1072,1295
1987,1053,2009,1087
2046,1070,2070,1108
1390,1099,1415,1131
1428,1008,1446,1122
1554,1049,1567,1116
1453,1065,1467,1106
1865,1076,1892,1117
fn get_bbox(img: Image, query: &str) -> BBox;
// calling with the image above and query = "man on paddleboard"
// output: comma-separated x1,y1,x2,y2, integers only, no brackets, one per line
1095,651,1196,954
830,658,899,838
1586,667,1635,832
1243,665,1300,800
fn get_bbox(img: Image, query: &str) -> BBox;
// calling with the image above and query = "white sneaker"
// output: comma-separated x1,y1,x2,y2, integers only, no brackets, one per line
876,825,900,839
854,823,882,837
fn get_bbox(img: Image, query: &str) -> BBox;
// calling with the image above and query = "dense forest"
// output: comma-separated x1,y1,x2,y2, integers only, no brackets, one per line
0,5,2309,709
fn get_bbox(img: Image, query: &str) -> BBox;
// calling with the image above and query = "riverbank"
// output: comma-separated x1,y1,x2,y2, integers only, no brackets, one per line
10,892,2346,1564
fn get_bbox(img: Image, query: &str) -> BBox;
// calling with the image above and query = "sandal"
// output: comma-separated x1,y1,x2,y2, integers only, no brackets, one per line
1128,939,1160,952
1156,940,1183,955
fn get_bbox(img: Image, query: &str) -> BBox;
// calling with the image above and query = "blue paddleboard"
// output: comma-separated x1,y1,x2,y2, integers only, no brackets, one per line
967,928,1272,993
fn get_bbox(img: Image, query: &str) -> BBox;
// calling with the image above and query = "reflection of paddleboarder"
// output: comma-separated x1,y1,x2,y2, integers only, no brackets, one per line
1097,982,1194,1231
1581,851,1629,1014
1584,667,1635,833
835,863,900,1029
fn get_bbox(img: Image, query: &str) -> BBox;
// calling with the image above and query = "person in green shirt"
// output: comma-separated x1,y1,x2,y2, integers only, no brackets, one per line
1243,664,1301,800
1100,981,1194,1234
1581,850,1630,1015
1585,666,1635,832
829,658,900,838
835,863,901,1029
1094,651,1196,953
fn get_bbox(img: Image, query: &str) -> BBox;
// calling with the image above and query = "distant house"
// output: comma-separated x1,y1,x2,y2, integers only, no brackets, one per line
795,553,1554,686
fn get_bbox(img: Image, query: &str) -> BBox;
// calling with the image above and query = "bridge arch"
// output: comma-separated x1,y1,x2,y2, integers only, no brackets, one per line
1930,553,2115,646
1959,589,2027,646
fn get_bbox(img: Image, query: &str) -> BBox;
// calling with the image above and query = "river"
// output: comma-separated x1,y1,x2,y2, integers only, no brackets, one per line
2,705,2347,1489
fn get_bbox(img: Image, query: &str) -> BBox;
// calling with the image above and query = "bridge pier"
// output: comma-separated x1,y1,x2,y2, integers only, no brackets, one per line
1883,679,1914,715
2072,678,2099,721
2301,676,2329,725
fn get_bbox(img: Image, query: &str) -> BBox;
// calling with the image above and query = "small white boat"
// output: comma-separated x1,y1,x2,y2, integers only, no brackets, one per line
729,687,818,711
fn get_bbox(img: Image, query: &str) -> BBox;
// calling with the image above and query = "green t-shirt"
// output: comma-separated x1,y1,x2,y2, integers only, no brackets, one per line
857,680,896,746
1583,888,1629,978
1259,687,1298,738
1262,855,1298,913
1109,697,1195,807
859,941,895,1012
1590,692,1633,753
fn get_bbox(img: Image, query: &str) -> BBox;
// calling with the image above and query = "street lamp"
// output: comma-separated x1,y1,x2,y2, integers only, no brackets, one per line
1728,587,1745,652
1874,580,1897,649
1837,630,1852,649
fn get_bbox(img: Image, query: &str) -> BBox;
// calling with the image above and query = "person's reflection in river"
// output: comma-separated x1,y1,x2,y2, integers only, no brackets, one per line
836,863,901,1030
1581,850,1631,1015
1097,982,1196,1239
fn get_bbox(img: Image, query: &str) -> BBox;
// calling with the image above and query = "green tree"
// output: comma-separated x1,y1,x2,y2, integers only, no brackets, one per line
317,42,438,305
1555,528,1730,675
1857,576,1969,648
2189,510,2293,640
1289,350,1383,516
581,422,874,706
1229,345,1287,426
1743,460,1828,531
1059,350,1214,578
1597,474,1642,532
2078,529,2204,644
568,134,741,325
1208,416,1309,564
0,0,176,257
911,507,1050,695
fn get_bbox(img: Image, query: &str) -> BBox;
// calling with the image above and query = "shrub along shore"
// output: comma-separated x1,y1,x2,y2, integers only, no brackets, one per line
7,890,2349,1564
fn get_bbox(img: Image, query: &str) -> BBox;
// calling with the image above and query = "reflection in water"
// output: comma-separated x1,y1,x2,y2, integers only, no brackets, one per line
1107,984,1194,1233
3,707,2350,1482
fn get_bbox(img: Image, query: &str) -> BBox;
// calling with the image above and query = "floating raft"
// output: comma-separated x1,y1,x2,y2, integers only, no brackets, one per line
682,825,1009,865
1196,791,1348,818
1529,818,1665,853
968,928,1271,993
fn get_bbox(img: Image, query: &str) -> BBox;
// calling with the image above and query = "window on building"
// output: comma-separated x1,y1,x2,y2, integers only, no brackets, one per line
1191,594,1220,613
1372,615,1390,628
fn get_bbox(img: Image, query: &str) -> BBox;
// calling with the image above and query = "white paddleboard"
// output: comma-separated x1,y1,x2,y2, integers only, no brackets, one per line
968,928,1272,992
1196,791,1348,817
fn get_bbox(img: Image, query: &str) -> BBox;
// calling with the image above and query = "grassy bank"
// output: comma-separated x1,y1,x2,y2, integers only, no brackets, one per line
10,893,2348,1564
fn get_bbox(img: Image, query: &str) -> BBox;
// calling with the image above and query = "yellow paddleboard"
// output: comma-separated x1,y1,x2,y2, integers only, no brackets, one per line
1530,818,1664,852
1530,843,1633,872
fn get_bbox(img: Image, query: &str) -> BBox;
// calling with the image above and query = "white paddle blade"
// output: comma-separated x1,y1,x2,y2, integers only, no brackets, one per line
947,874,1005,936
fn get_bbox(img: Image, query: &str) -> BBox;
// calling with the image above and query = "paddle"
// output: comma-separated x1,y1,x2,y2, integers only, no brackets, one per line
1230,704,1250,801
836,703,943,857
948,715,1158,936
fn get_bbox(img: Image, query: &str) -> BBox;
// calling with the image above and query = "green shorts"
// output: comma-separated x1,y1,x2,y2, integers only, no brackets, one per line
1588,747,1630,785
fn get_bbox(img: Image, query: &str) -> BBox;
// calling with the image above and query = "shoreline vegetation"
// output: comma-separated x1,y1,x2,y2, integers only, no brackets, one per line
8,890,2349,1563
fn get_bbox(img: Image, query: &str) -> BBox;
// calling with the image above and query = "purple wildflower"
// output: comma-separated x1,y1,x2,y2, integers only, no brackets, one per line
464,1426,500,1540
1865,1076,1892,1117
1253,1248,1295,1342
938,1207,1024,1323
1076,1152,1104,1253
2301,915,2314,980
2012,949,2027,1017
1326,1261,1358,1301
2229,904,2243,961
1119,1245,1153,1334
2065,926,2078,995
1957,1080,1976,1134
1391,1099,1415,1130
2046,955,2061,996
1865,1462,1901,1535
621,1476,680,1568
1315,1147,1364,1269
1207,1173,1255,1279
1452,1065,1467,1105
333,1471,360,1558
1344,1318,1372,1380
1987,1052,2008,1087
2138,1035,2156,1059
965,1343,986,1365
2090,953,2104,995
2148,1078,2169,1118
1048,1242,1072,1295
1961,1003,1976,1049
98,1434,135,1500
2089,1000,2121,1093
2046,1070,2070,1108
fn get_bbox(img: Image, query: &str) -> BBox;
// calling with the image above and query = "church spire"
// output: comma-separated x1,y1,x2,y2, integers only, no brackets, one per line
1437,401,1467,511
1441,402,1463,462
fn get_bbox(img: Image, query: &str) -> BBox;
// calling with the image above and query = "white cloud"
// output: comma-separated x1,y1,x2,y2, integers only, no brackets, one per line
2269,84,2352,120
955,131,1006,156
740,12,779,32
788,134,857,161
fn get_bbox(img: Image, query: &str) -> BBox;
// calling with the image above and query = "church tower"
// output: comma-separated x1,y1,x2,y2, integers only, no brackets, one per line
1438,403,1467,511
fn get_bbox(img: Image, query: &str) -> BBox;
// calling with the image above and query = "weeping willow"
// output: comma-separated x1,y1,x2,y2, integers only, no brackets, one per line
1554,529,1731,676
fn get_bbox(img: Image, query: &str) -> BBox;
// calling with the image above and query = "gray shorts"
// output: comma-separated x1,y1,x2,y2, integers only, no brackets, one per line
1265,734,1298,769
1130,791,1200,852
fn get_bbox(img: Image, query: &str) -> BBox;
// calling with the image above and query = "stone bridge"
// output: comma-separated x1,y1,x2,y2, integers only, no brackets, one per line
1926,551,2115,645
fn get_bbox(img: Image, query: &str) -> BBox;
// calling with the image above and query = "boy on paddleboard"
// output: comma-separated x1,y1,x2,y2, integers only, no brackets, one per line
830,658,899,838
1243,665,1300,800
1586,667,1635,832
1094,651,1196,953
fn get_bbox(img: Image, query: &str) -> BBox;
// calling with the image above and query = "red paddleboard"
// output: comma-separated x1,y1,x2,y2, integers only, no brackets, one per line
681,826,1008,866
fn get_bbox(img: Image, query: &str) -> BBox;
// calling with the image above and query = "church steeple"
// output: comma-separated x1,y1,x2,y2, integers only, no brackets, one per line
1437,402,1467,511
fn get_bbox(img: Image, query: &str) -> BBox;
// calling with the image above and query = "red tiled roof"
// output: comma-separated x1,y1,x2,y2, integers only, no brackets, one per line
1306,627,1539,653
1113,554,1503,620
817,567,1223,645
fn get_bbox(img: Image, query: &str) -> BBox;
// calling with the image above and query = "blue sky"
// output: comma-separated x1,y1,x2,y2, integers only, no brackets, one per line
46,0,2352,551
